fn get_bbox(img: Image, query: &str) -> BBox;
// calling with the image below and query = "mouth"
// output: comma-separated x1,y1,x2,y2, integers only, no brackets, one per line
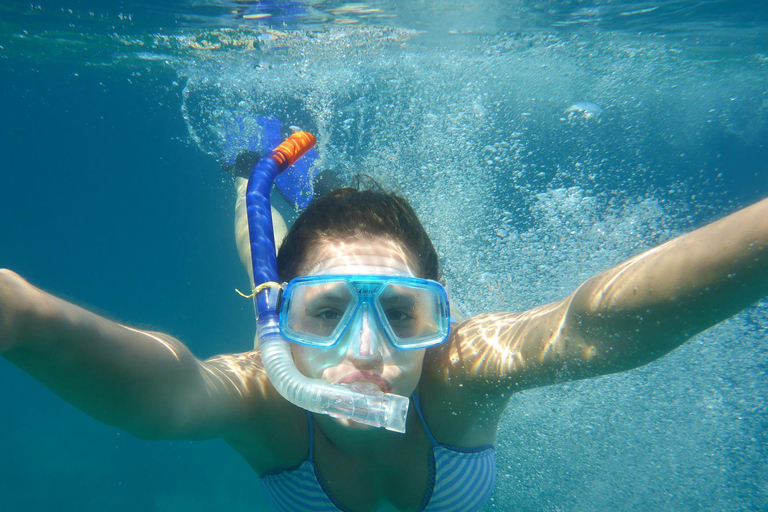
337,371,391,393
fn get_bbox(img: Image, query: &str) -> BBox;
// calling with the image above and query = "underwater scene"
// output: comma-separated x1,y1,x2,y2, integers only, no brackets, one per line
1,0,767,510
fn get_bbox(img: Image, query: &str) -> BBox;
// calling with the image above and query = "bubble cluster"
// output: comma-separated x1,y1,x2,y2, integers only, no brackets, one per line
157,24,768,511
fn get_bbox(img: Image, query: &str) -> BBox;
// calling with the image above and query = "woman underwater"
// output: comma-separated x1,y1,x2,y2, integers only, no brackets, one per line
1,131,767,512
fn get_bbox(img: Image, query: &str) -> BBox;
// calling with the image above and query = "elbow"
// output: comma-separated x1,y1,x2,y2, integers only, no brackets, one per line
122,411,188,440
589,330,684,374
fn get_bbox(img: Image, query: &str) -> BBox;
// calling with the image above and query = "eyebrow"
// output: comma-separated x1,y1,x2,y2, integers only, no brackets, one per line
379,291,419,302
303,287,352,304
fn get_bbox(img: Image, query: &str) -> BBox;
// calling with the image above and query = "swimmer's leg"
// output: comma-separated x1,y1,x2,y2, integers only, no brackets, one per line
233,176,287,288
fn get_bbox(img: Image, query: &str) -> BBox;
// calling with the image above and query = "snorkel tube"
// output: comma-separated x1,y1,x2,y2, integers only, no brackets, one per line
246,132,410,433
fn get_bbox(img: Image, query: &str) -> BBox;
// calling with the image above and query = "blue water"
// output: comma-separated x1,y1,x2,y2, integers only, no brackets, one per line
1,1,767,511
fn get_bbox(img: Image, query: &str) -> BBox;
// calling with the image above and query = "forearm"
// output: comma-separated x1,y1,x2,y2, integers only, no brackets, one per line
571,197,768,365
2,271,207,438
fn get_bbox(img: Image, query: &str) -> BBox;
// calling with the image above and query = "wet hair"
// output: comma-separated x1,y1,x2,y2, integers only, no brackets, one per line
277,187,439,282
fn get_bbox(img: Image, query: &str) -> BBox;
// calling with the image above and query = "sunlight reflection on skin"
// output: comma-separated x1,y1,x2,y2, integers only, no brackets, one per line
119,325,182,361
120,324,272,400
433,288,628,388
298,238,422,278
203,351,272,398
586,239,673,311
434,236,697,390
432,303,600,397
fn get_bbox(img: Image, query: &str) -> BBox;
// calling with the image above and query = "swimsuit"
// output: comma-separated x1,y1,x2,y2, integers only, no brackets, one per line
260,394,496,511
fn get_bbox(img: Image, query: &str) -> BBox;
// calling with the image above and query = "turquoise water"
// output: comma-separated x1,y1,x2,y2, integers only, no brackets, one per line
1,1,767,510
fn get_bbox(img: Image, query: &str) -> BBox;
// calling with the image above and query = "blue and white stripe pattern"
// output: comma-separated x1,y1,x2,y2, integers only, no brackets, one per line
260,395,496,512
415,393,496,512
420,445,496,511
261,459,338,511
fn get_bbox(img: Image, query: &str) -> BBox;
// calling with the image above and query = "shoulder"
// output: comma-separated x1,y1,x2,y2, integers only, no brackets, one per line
416,318,512,447
225,408,310,476
418,305,570,445
424,307,564,382
202,351,311,475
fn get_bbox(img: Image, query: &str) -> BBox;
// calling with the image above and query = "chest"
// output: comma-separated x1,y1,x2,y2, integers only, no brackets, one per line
260,438,497,512
312,423,433,511
237,385,499,510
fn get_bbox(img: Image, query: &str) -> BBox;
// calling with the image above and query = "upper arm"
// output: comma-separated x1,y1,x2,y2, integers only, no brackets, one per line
426,301,598,397
1,270,290,445
167,349,276,440
568,197,768,369
418,303,592,443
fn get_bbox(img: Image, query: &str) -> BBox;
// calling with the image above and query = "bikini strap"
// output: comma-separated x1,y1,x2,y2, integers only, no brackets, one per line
306,411,315,463
411,393,439,448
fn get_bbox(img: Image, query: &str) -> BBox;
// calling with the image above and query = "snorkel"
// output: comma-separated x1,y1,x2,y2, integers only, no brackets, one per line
246,132,410,433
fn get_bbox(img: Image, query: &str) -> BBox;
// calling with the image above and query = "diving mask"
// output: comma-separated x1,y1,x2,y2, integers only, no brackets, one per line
279,275,451,350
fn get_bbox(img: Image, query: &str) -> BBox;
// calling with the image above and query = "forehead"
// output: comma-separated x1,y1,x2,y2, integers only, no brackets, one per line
299,237,420,277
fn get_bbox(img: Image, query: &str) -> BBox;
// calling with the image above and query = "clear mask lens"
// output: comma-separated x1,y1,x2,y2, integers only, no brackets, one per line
280,276,450,350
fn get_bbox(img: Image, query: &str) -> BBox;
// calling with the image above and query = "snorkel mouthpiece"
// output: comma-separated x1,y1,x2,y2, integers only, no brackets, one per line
246,131,410,433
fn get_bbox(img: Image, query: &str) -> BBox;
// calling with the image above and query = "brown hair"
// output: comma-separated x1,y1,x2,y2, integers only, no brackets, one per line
277,188,439,282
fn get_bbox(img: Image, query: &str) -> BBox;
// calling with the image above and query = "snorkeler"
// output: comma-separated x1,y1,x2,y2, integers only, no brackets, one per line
0,129,766,511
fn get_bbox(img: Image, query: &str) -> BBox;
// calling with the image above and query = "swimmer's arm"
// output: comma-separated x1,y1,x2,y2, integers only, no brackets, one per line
0,270,270,440
566,196,768,373
432,197,768,400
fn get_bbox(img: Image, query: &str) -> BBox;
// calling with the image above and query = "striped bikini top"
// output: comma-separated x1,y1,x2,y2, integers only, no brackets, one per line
260,393,496,512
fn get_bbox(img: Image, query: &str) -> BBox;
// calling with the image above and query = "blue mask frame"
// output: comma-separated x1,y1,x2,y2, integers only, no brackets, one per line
279,274,451,350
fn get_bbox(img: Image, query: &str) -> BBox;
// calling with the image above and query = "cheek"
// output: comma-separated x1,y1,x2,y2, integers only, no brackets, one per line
291,344,347,378
387,349,426,395
390,349,425,373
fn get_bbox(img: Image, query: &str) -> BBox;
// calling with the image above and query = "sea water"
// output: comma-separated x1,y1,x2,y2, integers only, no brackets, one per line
0,1,766,510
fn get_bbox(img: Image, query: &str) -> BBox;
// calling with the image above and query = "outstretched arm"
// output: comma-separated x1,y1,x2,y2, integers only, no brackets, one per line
428,197,768,407
567,196,768,372
0,269,272,440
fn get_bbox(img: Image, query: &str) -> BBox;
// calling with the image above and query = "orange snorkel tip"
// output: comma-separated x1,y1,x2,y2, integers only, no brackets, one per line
269,131,317,174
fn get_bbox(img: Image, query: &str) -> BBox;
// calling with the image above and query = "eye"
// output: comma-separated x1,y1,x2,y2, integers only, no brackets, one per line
386,309,413,322
316,308,343,321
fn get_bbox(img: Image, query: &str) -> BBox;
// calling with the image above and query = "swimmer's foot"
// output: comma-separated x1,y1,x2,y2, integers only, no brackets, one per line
225,149,339,203
221,115,335,209
223,150,262,179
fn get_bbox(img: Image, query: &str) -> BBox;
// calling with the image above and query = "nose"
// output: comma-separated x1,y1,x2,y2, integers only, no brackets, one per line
346,302,385,363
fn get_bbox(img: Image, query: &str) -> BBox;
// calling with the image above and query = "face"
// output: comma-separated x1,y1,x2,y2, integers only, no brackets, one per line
289,237,427,399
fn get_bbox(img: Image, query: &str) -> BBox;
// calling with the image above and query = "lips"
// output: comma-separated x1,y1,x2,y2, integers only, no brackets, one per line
337,371,391,392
